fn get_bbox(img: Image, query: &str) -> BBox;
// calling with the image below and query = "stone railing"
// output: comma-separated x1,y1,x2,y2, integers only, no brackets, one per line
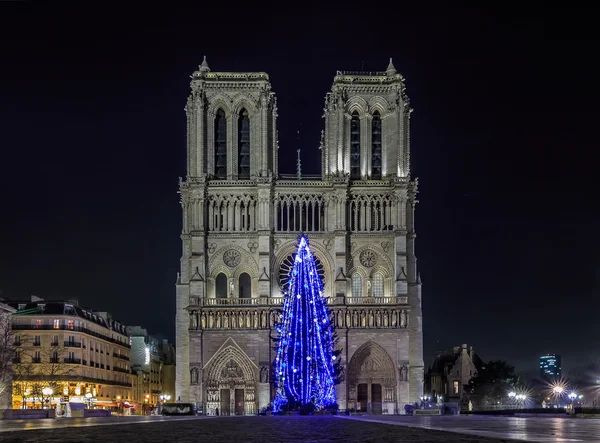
191,295,408,307
203,298,262,306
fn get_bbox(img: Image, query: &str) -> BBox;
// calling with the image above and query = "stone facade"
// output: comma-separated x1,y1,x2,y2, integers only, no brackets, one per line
175,57,424,414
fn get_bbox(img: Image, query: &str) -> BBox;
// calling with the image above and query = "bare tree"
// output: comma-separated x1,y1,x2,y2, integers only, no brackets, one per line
12,337,76,409
0,311,18,406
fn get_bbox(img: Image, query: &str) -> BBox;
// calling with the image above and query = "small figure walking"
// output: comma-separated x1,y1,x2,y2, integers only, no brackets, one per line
216,407,219,416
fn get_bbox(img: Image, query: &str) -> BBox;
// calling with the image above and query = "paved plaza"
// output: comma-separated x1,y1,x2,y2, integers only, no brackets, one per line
0,415,598,442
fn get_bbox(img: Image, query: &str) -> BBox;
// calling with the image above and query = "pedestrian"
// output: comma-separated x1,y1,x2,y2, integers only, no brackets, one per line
216,407,219,416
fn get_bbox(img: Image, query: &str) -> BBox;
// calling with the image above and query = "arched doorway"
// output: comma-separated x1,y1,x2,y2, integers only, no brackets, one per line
204,344,257,416
347,341,396,414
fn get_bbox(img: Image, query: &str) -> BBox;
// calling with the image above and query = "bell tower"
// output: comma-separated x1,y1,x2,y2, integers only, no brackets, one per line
185,56,278,180
321,59,411,180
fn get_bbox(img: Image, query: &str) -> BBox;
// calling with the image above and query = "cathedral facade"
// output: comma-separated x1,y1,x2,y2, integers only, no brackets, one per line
175,57,423,415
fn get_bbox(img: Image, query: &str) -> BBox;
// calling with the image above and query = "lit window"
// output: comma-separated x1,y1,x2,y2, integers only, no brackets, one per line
67,320,74,330
35,319,42,328
53,319,60,329
453,381,459,394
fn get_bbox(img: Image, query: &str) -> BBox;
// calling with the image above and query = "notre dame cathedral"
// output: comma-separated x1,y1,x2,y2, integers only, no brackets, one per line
175,57,423,415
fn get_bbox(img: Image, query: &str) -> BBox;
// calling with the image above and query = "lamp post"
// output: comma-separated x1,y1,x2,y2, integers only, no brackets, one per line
568,392,577,412
42,387,53,409
85,392,93,409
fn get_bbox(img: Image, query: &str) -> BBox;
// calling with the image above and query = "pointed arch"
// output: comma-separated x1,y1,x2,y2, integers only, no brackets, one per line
203,338,258,389
347,340,397,386
346,96,368,115
350,111,361,180
367,96,390,116
203,339,259,415
238,108,251,179
215,273,228,298
238,272,251,298
214,108,227,178
231,95,259,117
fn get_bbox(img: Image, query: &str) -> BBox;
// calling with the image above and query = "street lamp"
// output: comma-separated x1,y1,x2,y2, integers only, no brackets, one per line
42,387,53,409
568,392,577,411
85,392,93,409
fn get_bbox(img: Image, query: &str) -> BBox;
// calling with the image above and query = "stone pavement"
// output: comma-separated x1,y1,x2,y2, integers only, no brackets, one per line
0,416,515,443
339,414,600,442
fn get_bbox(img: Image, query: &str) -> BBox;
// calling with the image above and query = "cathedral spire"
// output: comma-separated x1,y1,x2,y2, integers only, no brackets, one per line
199,55,210,73
386,57,397,76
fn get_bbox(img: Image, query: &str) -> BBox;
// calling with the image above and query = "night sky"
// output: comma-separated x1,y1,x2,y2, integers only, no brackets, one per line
1,3,598,377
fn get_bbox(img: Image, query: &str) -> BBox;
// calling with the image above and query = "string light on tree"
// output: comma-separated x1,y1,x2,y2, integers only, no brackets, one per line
272,235,338,412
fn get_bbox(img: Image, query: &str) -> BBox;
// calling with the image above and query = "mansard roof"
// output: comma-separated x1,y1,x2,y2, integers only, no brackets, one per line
9,300,128,336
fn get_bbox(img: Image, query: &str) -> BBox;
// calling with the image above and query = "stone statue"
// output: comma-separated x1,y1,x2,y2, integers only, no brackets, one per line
368,310,374,327
191,368,199,385
253,311,259,329
209,311,214,328
201,312,206,329
261,311,267,328
337,310,343,327
400,365,408,382
260,366,268,383
376,310,381,327
391,310,397,327
191,314,198,329
352,310,358,327
229,280,234,297
223,311,229,328
367,279,372,296
345,311,351,327
400,310,407,328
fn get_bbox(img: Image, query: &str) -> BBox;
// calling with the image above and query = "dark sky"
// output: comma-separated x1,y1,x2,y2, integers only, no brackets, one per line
1,3,598,376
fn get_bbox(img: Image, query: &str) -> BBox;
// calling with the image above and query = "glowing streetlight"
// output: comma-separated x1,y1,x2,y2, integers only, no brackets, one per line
85,392,93,409
42,387,53,409
508,392,516,398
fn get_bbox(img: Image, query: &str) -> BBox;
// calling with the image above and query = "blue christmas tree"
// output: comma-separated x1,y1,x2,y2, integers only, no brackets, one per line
272,234,338,412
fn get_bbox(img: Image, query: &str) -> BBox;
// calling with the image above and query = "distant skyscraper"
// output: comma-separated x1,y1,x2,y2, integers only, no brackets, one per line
539,354,561,378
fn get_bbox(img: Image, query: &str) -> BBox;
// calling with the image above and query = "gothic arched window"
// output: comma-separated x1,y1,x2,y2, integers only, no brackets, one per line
238,109,250,179
371,111,382,179
215,273,227,299
350,111,361,179
214,109,227,178
239,272,251,298
352,273,362,297
373,272,384,298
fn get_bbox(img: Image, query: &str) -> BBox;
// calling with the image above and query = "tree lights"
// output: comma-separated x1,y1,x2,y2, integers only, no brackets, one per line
272,235,337,412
